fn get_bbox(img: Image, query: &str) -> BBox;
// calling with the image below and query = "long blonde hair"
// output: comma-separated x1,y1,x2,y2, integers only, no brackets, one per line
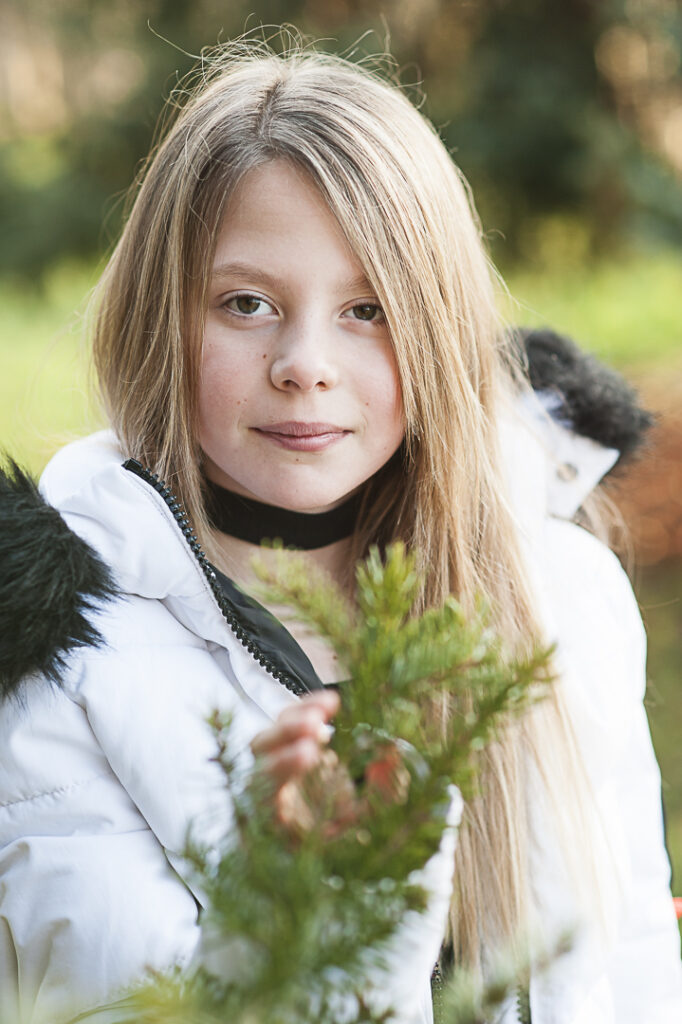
92,35,594,968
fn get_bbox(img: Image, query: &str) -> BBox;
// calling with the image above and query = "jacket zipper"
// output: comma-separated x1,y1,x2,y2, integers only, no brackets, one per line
123,459,310,698
431,963,532,1024
430,959,445,1024
516,984,532,1024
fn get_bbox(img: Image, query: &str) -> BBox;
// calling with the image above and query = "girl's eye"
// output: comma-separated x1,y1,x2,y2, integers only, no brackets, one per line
347,303,385,323
224,294,274,317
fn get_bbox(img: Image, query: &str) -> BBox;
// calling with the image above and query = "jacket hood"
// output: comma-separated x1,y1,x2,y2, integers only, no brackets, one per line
516,327,653,464
0,458,117,698
0,431,230,702
38,432,232,651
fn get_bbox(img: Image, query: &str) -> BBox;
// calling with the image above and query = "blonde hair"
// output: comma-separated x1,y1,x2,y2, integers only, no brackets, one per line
92,36,595,968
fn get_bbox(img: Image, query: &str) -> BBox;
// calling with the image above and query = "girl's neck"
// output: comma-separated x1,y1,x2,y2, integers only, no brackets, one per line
210,528,354,593
210,531,353,686
204,481,358,685
204,478,359,592
204,478,363,552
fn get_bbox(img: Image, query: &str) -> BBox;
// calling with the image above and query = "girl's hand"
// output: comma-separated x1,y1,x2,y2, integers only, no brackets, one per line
250,691,411,838
250,689,340,800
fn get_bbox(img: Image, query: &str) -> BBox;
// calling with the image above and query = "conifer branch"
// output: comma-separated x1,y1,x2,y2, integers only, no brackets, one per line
96,543,555,1024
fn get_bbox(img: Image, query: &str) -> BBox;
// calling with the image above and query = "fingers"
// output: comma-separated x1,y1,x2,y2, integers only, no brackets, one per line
259,737,322,789
250,689,340,788
251,689,340,757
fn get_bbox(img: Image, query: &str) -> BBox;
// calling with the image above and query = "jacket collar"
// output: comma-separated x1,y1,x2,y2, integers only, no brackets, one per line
40,431,231,649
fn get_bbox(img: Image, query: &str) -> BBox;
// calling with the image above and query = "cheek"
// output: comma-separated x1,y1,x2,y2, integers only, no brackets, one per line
197,341,248,442
361,350,405,452
202,323,263,387
381,349,405,421
384,392,407,454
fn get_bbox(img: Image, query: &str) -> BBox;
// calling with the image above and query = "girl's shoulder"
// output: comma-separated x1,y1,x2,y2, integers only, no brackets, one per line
39,429,124,505
544,515,645,676
540,516,647,787
505,329,651,695
38,432,211,612
1,430,225,705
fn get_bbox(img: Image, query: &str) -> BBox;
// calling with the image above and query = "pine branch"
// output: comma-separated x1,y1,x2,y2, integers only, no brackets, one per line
250,545,358,665
95,543,555,1024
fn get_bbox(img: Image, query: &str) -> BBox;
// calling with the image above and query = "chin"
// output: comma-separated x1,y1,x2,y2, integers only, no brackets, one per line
255,479,362,514
205,457,365,513
269,493,351,514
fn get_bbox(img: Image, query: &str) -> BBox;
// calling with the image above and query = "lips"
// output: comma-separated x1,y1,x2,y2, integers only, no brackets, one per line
259,421,348,437
253,421,351,452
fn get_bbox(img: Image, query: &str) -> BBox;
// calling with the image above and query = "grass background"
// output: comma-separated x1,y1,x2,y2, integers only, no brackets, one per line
2,252,681,923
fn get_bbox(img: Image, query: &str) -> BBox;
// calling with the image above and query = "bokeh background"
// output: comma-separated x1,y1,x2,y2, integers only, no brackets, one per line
1,0,681,920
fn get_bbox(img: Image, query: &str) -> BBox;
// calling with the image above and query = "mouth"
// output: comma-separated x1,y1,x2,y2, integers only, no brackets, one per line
253,421,351,452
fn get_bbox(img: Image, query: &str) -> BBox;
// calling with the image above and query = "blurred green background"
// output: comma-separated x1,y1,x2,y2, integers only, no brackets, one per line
1,0,681,924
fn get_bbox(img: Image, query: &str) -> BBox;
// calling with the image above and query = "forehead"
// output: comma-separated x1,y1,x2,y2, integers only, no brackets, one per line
210,160,371,290
219,160,331,230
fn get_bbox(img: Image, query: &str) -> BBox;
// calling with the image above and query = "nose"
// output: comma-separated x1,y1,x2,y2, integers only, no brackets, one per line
270,318,339,392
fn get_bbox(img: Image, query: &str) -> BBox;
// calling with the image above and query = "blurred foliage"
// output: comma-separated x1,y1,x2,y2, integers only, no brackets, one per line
0,261,99,468
504,247,682,370
1,0,682,280
107,545,550,1024
638,558,682,909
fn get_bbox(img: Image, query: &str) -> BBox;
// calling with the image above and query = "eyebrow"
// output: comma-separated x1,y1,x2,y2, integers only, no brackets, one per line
211,261,375,295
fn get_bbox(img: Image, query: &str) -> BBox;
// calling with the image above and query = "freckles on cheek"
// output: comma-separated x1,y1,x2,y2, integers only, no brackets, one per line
367,364,404,422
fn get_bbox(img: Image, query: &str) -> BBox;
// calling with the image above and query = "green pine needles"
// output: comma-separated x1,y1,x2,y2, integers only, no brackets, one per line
102,543,555,1024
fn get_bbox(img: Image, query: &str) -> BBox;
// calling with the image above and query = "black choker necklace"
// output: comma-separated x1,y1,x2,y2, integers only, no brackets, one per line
204,478,362,549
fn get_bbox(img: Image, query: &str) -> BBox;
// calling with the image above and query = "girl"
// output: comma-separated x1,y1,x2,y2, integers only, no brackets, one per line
1,37,680,1024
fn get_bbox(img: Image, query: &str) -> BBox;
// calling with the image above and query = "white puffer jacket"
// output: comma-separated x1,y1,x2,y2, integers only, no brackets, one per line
0,425,680,1024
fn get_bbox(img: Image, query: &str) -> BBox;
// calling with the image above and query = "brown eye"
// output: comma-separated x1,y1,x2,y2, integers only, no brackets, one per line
350,304,384,322
225,294,273,316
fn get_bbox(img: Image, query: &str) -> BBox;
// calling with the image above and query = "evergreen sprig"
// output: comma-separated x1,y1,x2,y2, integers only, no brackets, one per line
100,544,554,1024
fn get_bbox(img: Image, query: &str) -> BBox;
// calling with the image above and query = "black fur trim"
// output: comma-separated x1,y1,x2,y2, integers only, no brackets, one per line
516,327,654,463
0,460,118,699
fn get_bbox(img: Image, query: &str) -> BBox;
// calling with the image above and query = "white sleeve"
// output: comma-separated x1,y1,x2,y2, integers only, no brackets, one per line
595,560,682,1023
542,521,682,1023
0,658,204,1024
0,594,275,1024
607,698,682,1022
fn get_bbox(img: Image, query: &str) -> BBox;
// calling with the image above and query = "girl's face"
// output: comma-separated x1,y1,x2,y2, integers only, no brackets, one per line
199,160,405,513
